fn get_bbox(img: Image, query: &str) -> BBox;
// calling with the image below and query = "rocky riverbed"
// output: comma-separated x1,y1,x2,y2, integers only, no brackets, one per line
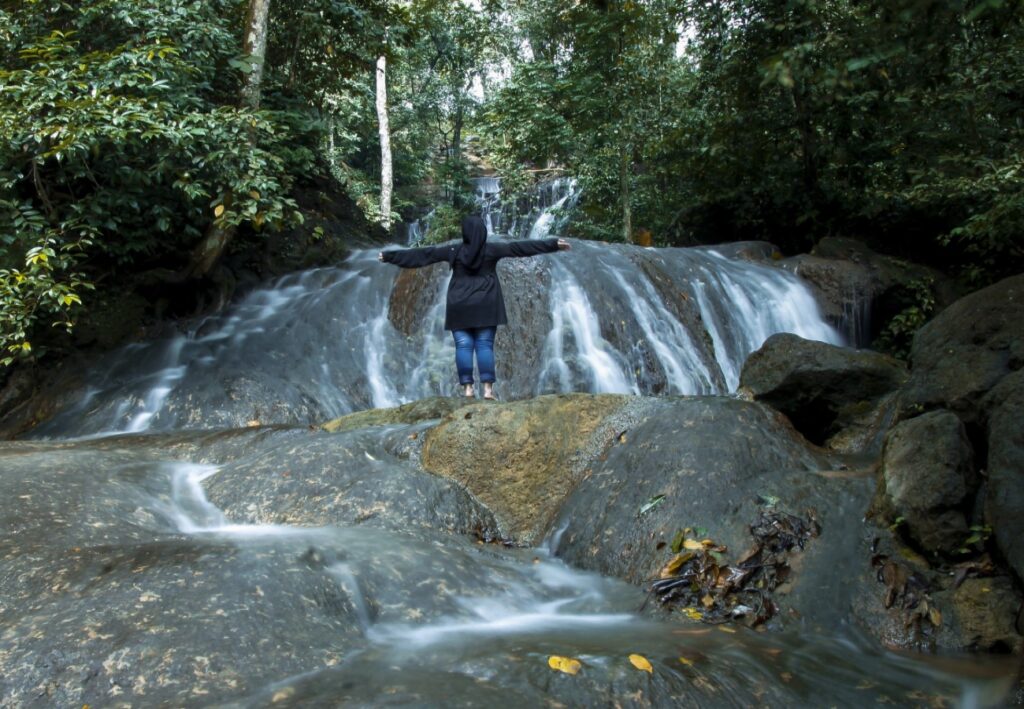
1,247,1021,707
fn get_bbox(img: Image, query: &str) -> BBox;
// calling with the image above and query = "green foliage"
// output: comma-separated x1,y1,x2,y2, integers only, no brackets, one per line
876,277,937,360
420,204,466,245
478,0,1024,283
0,0,315,361
0,200,93,364
3,0,1021,365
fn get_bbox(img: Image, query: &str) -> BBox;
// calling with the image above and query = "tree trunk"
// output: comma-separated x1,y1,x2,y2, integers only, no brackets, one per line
189,0,271,278
240,0,272,110
376,54,393,231
620,142,632,243
450,101,464,205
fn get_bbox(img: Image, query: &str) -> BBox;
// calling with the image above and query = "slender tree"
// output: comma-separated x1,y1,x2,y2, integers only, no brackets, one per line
190,0,272,278
376,52,394,231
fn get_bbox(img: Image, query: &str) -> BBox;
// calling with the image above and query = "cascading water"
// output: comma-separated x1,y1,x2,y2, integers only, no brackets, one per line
29,183,842,438
2,178,1014,706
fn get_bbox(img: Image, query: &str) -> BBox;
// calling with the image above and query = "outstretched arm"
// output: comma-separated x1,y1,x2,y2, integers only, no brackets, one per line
378,244,456,268
490,238,571,259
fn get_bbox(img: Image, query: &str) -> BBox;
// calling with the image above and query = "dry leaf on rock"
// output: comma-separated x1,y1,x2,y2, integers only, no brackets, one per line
628,654,653,673
548,656,582,675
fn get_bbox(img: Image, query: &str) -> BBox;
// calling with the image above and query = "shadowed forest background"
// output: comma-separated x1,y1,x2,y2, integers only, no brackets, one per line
1,0,1022,369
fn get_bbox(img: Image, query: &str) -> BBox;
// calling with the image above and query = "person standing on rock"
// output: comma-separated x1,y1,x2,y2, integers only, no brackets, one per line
379,215,571,400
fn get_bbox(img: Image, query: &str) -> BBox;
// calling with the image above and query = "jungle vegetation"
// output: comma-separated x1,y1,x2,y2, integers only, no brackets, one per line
1,0,1022,364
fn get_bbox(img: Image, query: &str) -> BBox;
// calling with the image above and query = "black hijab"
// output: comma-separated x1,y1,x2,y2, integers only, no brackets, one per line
457,215,488,271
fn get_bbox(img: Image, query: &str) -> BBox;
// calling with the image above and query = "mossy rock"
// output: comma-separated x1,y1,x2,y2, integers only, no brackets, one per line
421,393,632,545
321,396,472,433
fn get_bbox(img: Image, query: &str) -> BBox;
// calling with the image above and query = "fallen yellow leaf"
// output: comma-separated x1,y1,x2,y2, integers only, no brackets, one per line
682,538,703,551
701,593,715,609
678,656,694,667
629,654,653,673
718,626,737,634
681,607,703,621
659,552,693,578
548,655,581,675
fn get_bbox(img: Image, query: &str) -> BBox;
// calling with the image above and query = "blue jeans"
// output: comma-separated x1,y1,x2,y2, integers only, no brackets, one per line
452,327,496,385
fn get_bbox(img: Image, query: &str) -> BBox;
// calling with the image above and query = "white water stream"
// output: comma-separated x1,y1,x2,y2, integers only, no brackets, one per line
30,179,842,438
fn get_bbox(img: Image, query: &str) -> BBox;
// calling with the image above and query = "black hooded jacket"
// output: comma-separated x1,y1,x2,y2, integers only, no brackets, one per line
382,216,559,331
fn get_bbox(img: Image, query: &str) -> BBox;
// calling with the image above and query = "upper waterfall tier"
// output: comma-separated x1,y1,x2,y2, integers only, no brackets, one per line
31,238,841,438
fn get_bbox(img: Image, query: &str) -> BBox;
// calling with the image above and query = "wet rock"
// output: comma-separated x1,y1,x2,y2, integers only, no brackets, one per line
635,254,722,393
421,394,633,545
203,425,500,538
549,397,878,634
781,237,954,347
739,333,907,447
984,370,1024,581
877,411,976,555
822,392,901,456
901,273,1024,426
492,253,556,396
0,431,625,705
932,576,1023,653
849,537,1023,653
321,396,472,433
388,263,448,336
711,240,780,261
0,539,363,707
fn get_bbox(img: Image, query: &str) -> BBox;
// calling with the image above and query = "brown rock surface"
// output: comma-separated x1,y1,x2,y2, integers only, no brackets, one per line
421,393,632,545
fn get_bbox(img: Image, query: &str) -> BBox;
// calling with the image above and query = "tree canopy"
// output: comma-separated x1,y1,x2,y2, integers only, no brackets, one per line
1,0,1022,364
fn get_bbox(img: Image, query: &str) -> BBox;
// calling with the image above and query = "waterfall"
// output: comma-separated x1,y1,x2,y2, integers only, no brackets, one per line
28,183,842,438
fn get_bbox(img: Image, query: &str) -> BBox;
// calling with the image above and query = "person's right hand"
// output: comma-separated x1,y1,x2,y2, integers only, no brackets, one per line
557,239,571,251
377,252,384,262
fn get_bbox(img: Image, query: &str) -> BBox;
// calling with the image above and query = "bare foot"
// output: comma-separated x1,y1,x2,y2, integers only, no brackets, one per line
483,383,496,400
463,384,475,398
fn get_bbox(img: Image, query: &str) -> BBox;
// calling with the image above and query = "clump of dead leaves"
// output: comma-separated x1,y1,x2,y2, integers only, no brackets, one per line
869,547,1000,641
647,508,820,627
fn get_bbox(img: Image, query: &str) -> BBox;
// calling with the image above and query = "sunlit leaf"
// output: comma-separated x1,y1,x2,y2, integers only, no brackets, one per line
628,654,653,673
548,655,581,675
659,552,693,578
214,204,225,217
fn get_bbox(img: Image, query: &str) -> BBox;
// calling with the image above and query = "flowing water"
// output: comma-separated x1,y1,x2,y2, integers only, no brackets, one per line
2,183,1016,707
0,438,1007,707
29,195,840,438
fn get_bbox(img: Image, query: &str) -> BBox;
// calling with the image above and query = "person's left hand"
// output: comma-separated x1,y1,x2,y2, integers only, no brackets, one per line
557,239,571,251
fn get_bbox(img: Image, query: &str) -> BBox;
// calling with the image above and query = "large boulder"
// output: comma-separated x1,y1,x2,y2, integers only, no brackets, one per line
984,370,1024,581
781,237,955,347
739,333,907,447
203,425,499,538
877,411,976,555
550,398,866,630
901,273,1024,426
421,393,635,545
